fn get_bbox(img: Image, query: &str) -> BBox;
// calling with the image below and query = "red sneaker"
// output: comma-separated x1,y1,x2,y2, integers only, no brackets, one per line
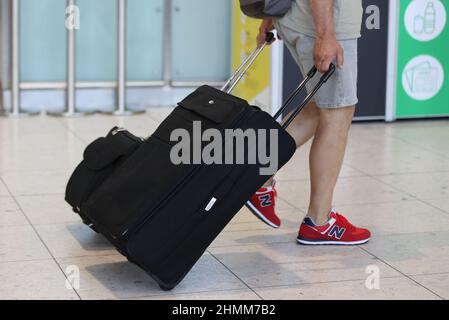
246,181,280,228
297,209,371,245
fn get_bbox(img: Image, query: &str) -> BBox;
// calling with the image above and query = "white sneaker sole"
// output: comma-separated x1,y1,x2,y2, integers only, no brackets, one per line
296,238,370,245
245,201,280,229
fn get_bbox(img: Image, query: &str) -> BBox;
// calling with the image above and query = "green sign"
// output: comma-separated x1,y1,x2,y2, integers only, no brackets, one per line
396,0,448,118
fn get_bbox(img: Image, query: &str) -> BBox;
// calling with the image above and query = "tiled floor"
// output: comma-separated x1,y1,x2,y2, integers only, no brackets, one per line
1,112,449,300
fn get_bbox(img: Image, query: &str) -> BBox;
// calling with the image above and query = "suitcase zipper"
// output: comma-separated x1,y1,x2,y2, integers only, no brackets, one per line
115,105,253,242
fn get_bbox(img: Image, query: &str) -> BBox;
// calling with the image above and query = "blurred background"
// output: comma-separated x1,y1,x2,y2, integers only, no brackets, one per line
0,0,447,120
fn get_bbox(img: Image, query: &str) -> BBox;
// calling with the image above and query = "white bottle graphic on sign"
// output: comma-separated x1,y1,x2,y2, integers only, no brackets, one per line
407,0,446,41
414,2,436,34
424,2,436,34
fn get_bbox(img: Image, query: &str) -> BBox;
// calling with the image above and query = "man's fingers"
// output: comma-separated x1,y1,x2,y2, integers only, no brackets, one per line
257,30,276,48
321,61,331,73
256,34,265,48
314,60,324,73
315,56,331,73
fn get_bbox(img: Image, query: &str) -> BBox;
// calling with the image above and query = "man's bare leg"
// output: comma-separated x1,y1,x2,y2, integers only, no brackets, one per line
286,102,320,148
307,106,355,225
263,101,320,186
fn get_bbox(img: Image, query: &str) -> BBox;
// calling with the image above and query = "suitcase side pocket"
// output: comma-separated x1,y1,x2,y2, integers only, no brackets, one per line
65,129,142,213
82,137,196,238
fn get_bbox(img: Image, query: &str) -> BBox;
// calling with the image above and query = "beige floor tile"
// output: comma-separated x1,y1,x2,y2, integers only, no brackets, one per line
411,273,449,299
0,212,29,227
155,254,246,295
228,203,300,229
0,116,66,135
2,114,449,300
35,223,117,258
276,176,411,209
333,177,412,205
0,135,85,173
0,179,10,197
275,197,296,212
275,180,310,209
210,243,400,287
0,259,79,300
346,127,403,155
211,227,297,248
1,170,71,196
270,207,321,229
56,253,246,299
0,196,28,227
0,134,76,156
254,277,440,300
333,200,449,236
15,194,81,226
362,231,449,275
225,215,300,232
275,144,364,181
345,142,449,175
424,198,449,214
227,208,309,232
57,255,159,300
377,172,449,200
0,119,79,148
0,225,51,262
224,222,269,233
388,121,449,157
138,289,260,300
386,119,449,130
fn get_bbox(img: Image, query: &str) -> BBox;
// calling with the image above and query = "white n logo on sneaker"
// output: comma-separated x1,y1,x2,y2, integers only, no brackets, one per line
328,225,346,240
258,194,272,207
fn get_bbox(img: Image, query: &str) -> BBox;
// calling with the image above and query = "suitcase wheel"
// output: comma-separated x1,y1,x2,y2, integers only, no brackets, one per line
89,225,99,233
159,283,175,291
81,218,99,233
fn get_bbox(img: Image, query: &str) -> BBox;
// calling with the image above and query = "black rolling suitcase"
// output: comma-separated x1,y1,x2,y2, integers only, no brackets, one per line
65,33,335,290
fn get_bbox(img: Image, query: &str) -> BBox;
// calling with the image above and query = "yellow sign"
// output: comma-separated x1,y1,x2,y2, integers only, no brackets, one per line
231,0,271,108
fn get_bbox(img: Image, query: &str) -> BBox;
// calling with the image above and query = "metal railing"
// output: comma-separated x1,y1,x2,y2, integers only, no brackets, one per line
0,0,189,117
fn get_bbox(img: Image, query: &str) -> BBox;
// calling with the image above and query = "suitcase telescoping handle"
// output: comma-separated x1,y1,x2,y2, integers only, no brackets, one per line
221,32,275,94
221,31,336,129
278,63,336,129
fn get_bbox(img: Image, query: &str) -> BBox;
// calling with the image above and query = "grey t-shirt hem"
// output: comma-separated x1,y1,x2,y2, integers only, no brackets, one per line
276,0,363,41
276,21,361,41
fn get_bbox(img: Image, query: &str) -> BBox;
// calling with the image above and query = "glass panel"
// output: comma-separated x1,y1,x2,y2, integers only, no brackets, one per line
126,0,164,81
171,0,231,82
20,0,67,82
76,0,117,81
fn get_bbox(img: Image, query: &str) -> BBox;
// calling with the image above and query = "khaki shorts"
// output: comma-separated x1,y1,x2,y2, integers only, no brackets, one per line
275,22,359,109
